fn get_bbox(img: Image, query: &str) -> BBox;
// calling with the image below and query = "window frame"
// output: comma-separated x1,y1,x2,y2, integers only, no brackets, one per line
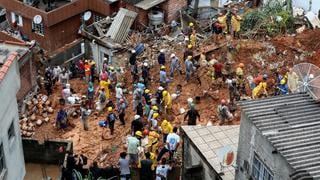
32,21,44,35
251,154,273,180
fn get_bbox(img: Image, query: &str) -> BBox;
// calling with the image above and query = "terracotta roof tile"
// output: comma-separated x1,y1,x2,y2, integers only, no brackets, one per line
0,52,18,83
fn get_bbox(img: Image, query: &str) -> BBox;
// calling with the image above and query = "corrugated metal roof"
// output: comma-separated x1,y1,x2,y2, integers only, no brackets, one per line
239,93,320,179
106,8,137,43
135,0,166,10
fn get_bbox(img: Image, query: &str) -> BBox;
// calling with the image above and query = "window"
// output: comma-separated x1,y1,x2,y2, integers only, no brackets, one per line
32,21,44,35
8,121,15,141
252,155,273,180
93,14,105,22
10,12,23,26
0,143,6,177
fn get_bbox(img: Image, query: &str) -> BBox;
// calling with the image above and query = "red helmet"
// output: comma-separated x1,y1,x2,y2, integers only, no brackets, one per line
221,99,226,105
143,129,149,136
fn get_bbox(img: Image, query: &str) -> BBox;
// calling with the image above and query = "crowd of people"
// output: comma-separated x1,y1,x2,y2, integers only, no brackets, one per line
37,7,303,179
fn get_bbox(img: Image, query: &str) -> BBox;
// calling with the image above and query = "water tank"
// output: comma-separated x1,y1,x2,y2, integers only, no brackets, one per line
148,11,164,26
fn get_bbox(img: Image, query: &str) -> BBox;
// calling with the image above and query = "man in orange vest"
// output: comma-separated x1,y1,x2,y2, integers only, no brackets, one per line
84,60,91,83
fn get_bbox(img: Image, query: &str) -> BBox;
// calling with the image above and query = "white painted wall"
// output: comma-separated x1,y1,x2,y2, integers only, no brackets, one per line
90,42,113,73
292,0,320,16
0,57,25,180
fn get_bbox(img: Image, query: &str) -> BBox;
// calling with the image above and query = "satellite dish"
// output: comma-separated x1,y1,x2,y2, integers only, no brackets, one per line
216,145,236,175
33,15,42,24
291,63,320,99
83,11,92,21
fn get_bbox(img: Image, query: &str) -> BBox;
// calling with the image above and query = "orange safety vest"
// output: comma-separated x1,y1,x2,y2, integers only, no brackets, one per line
84,64,91,75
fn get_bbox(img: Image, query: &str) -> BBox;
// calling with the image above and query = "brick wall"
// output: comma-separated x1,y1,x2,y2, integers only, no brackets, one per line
125,3,149,29
161,0,186,23
16,53,36,102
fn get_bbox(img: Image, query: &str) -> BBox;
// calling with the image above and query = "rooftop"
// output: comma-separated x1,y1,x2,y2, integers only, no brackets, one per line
181,125,240,180
0,42,28,66
19,0,72,12
239,93,320,179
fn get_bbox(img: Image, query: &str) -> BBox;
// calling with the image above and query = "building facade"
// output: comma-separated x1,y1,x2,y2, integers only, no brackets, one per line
0,0,120,52
237,93,320,180
0,52,25,180
181,125,239,180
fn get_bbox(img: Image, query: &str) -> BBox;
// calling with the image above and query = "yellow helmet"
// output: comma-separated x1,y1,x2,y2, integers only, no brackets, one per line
85,60,88,63
189,22,194,27
160,65,165,70
280,79,286,85
152,106,158,111
108,107,113,112
162,90,168,96
153,113,159,118
162,120,168,125
187,44,192,49
91,60,96,65
145,89,150,94
187,55,192,60
135,131,142,137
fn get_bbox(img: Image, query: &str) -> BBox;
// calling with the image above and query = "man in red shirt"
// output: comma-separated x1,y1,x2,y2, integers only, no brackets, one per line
84,60,91,83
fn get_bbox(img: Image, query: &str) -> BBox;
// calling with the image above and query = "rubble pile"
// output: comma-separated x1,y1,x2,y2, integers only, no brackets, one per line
19,94,54,137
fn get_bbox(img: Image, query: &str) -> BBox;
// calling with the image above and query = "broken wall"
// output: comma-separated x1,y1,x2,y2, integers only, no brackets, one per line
292,0,320,16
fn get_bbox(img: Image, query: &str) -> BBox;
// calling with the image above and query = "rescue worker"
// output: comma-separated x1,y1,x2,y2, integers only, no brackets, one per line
133,86,143,112
131,115,143,135
217,12,227,34
189,30,197,48
118,98,128,126
106,107,117,136
277,79,289,95
143,89,152,117
162,90,172,112
148,105,159,122
213,61,224,79
228,79,240,101
158,49,166,65
108,66,117,89
185,55,194,82
150,112,159,130
231,9,241,38
141,62,150,88
157,127,179,161
147,130,160,154
90,60,96,82
236,63,246,96
99,78,111,99
183,44,193,61
127,131,141,166
169,53,182,78
217,99,233,125
186,22,194,37
116,83,124,107
80,101,90,131
184,103,201,125
59,70,69,87
100,68,108,81
84,60,91,83
159,66,168,88
160,120,173,142
87,82,94,109
129,50,138,83
252,74,268,99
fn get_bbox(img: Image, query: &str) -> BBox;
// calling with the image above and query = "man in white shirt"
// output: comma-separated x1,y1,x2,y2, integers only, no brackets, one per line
157,127,180,161
156,158,172,180
115,83,123,107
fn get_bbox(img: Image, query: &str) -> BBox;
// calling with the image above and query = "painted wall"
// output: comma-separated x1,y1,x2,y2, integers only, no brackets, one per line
0,57,25,180
236,111,294,180
292,0,320,16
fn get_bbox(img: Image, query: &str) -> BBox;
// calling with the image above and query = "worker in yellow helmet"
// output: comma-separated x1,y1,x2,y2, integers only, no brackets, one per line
236,63,246,96
162,90,172,110
160,119,173,142
102,106,118,139
189,30,197,48
184,44,194,60
99,78,111,99
252,75,268,99
186,22,194,37
231,9,242,38
147,130,160,154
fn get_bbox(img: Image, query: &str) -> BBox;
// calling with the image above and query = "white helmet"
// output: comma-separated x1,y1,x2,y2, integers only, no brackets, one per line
158,86,164,91
170,53,175,58
143,62,148,67
131,49,136,53
160,49,165,53
134,115,140,120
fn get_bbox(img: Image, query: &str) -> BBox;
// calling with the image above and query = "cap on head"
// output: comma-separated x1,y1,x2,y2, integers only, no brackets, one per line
108,107,113,112
153,113,159,118
152,106,159,111
135,131,142,137
145,89,150,94
134,115,140,120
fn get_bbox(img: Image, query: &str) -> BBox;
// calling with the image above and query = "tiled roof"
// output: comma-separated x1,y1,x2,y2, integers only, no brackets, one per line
0,52,18,82
239,93,320,179
181,125,240,180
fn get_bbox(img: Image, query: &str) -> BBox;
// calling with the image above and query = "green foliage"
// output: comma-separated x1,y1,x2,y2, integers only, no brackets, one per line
240,0,294,37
